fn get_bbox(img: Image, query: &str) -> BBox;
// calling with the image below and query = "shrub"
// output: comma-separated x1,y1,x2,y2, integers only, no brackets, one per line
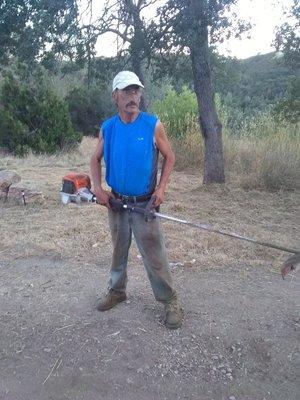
152,86,198,138
0,63,81,155
66,84,115,136
273,78,300,124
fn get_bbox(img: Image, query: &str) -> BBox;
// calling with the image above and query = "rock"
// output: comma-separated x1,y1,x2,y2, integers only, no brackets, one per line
0,186,44,204
170,262,184,269
0,170,21,190
43,348,51,353
184,259,196,267
0,170,43,204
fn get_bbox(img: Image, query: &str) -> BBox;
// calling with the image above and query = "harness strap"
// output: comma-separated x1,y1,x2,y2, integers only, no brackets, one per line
111,189,153,203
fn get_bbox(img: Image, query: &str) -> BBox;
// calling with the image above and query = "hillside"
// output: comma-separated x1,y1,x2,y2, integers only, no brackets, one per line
212,52,297,113
234,52,296,110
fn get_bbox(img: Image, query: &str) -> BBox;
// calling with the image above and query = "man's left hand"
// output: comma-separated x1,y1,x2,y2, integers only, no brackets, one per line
152,186,165,207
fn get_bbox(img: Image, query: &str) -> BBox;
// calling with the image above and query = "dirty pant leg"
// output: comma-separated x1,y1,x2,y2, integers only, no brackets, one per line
132,211,176,304
107,209,132,292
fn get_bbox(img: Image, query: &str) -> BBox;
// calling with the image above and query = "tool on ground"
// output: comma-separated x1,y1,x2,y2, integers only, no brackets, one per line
60,172,300,278
60,172,96,204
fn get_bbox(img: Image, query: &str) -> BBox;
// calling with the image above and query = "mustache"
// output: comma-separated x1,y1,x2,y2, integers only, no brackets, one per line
126,101,138,107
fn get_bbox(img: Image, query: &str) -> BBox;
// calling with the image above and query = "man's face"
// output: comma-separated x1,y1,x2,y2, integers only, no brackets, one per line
113,85,142,115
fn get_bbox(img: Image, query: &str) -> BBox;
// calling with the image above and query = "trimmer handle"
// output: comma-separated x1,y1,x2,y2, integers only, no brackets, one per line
109,198,125,212
109,197,156,222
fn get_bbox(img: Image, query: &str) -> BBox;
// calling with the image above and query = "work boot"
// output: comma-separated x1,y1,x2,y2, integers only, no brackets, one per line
164,300,183,329
96,290,126,311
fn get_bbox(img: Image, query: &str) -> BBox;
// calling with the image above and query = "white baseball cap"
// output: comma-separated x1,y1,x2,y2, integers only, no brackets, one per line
112,71,144,92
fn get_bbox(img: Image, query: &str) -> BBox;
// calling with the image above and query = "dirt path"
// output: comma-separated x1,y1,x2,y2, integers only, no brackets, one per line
0,250,299,400
0,156,299,400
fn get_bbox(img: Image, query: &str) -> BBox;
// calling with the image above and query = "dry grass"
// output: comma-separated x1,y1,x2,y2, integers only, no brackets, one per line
172,124,300,191
1,136,299,274
231,133,300,191
172,130,204,171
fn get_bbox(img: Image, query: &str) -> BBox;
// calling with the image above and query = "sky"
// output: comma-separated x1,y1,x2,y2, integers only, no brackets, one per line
80,0,293,60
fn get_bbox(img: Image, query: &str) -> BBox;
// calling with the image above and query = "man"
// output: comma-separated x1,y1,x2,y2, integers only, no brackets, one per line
90,71,183,329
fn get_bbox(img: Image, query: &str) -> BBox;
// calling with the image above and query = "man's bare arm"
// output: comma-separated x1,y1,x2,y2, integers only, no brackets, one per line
90,137,112,207
153,121,175,206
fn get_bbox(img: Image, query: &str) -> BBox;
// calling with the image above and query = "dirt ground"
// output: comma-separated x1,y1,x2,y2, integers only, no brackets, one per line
0,146,299,400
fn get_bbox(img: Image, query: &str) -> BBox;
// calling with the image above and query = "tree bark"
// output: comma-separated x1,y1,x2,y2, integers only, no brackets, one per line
129,2,147,111
131,46,146,111
188,1,225,183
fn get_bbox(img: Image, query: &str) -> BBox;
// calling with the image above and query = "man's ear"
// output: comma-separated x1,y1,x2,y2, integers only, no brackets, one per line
112,90,118,105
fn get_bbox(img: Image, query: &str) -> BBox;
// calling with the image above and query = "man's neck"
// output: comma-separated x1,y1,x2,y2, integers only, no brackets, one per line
119,110,140,124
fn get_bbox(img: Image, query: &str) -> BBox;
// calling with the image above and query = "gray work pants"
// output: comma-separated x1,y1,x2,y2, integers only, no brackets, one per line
107,203,177,304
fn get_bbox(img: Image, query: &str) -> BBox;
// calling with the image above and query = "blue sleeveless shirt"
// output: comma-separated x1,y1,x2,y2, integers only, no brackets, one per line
101,112,159,196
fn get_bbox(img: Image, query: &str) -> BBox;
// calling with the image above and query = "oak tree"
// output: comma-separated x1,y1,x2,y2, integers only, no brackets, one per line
153,0,250,183
0,0,79,65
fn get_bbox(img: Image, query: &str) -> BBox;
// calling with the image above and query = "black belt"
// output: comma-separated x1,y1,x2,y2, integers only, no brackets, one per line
112,190,153,203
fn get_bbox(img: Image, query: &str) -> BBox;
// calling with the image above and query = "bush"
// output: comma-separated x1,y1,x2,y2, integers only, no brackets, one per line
273,78,300,124
0,109,29,154
152,86,198,138
66,84,115,136
0,63,82,155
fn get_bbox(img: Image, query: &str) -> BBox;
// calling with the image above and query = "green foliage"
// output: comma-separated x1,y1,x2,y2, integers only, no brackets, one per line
273,78,300,124
152,87,299,191
274,0,300,69
152,51,295,121
152,53,193,92
86,57,126,86
155,0,250,52
66,85,115,136
211,53,243,96
152,86,198,138
0,64,81,155
0,0,79,65
214,53,298,129
212,52,295,130
0,110,29,155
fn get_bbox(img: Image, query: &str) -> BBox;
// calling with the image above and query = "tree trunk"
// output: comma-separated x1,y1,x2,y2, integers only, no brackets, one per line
131,50,147,111
188,2,225,183
128,1,147,111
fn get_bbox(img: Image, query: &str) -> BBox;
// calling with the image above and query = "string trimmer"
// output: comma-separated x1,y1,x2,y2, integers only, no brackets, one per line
60,172,300,278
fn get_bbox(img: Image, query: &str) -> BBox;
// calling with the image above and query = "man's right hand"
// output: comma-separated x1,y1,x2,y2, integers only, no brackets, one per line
93,187,113,208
